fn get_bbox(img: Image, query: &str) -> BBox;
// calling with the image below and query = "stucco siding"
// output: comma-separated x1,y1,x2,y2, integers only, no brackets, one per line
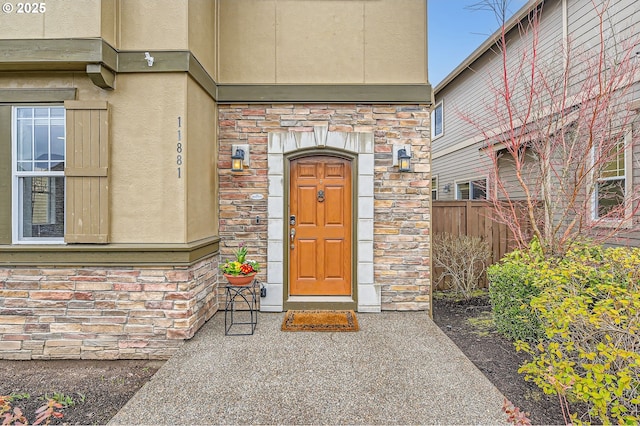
119,0,189,50
186,78,218,243
188,0,218,80
0,0,102,40
218,0,427,84
108,74,187,243
218,0,277,83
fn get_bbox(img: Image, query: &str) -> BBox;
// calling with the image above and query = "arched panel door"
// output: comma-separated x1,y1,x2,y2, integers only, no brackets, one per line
289,156,352,296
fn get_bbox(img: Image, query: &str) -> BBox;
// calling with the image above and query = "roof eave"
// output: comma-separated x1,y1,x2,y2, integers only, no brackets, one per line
433,0,544,94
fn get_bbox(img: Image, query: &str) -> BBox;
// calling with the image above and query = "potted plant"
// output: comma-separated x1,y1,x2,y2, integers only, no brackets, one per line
221,243,260,286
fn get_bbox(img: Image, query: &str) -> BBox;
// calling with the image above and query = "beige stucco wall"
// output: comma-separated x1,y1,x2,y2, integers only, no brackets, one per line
188,0,218,80
104,73,187,243
275,0,365,83
0,72,188,243
218,0,276,83
364,0,428,83
101,0,118,47
0,0,106,40
119,0,188,50
218,0,428,84
186,78,218,242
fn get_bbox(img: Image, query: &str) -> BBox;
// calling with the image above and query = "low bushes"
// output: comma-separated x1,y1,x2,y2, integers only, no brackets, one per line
432,233,491,300
487,239,546,342
490,242,640,424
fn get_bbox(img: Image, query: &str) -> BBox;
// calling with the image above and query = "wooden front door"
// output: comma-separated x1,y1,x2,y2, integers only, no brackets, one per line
289,156,352,296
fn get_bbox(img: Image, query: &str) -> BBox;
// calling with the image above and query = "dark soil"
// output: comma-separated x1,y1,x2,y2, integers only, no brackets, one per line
432,291,567,425
0,360,163,425
1,295,570,425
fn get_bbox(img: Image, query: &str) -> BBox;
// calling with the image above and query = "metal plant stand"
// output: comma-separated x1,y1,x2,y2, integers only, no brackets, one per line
224,279,258,336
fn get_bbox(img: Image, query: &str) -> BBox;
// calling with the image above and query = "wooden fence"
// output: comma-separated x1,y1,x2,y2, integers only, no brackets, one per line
431,201,528,289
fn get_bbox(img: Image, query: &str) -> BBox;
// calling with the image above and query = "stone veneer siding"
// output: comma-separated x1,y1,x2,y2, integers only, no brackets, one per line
0,256,217,360
218,104,432,311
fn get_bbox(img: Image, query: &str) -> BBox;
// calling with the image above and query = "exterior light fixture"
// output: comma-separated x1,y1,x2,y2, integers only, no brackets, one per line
443,184,451,193
397,148,411,172
231,148,245,172
144,52,154,67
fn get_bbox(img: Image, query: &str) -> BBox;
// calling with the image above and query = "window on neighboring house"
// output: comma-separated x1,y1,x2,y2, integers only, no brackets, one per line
431,176,438,200
431,100,443,139
456,178,487,200
12,106,65,242
594,136,629,220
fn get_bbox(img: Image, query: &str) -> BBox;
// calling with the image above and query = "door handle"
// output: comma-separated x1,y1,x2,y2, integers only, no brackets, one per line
290,228,296,249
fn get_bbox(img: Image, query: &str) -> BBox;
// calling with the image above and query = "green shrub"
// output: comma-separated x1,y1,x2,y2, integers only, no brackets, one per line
516,245,640,425
488,239,546,342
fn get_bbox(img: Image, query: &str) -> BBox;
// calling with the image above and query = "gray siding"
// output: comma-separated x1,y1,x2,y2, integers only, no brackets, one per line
433,0,565,177
569,0,639,50
432,0,640,246
496,151,540,201
432,143,489,201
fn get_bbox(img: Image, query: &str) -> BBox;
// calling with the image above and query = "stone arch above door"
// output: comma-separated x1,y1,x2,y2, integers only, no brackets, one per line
262,126,378,312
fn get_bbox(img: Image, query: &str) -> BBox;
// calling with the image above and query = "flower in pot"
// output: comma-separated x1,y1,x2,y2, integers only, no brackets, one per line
221,243,260,286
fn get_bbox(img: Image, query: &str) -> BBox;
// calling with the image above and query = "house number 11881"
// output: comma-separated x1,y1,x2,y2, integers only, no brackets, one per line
177,117,183,178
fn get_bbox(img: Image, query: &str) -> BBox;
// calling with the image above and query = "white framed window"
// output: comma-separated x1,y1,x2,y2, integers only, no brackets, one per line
12,106,65,243
431,100,443,139
431,176,438,200
455,177,487,200
593,132,632,223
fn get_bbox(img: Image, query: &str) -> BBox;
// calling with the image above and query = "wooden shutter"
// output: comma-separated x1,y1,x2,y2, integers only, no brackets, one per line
64,100,109,243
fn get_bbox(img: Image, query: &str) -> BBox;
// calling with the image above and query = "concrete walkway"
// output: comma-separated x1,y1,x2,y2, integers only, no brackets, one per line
109,312,507,425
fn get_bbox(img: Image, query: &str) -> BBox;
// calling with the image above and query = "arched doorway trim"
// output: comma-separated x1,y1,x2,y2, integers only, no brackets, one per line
263,127,378,312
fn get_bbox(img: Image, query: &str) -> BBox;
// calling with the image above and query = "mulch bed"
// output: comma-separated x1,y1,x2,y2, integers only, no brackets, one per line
0,360,162,425
432,292,568,425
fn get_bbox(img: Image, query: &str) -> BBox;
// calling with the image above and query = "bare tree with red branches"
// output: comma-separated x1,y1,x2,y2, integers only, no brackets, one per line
462,0,640,256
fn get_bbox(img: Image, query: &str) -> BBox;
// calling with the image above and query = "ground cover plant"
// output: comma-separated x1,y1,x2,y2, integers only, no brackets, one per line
488,238,546,342
516,245,640,424
489,242,640,425
1,394,64,425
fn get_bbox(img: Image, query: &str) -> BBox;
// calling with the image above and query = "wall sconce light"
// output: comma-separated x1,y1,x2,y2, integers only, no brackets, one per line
397,148,412,172
231,148,245,172
443,184,451,193
231,144,250,172
393,145,412,172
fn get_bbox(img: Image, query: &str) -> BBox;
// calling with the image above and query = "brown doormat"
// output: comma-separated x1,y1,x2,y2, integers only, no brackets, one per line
281,310,359,332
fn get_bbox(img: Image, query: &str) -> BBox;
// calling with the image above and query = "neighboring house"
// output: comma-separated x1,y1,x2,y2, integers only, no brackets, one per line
432,0,640,241
0,0,432,359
